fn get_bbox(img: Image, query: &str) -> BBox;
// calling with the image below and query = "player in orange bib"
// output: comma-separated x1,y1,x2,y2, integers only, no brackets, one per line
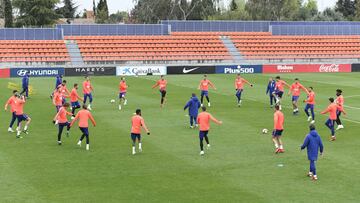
130,109,150,155
272,105,285,153
83,76,94,110
57,80,70,103
4,90,18,133
53,87,64,112
118,77,128,110
152,75,167,108
198,75,216,107
234,74,253,107
321,97,346,141
288,78,309,115
53,103,72,145
197,106,222,155
335,89,345,130
273,76,290,110
303,87,316,123
70,104,96,151
14,94,31,138
70,83,83,118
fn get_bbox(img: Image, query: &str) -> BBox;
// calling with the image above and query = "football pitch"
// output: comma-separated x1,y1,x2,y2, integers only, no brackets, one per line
0,73,359,202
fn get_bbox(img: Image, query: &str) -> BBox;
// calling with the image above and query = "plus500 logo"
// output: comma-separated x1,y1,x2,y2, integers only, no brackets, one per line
224,67,254,74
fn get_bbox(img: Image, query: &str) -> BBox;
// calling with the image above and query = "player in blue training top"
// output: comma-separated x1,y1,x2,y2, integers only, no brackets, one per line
301,124,324,181
51,74,63,99
184,93,201,128
266,77,276,107
20,72,30,98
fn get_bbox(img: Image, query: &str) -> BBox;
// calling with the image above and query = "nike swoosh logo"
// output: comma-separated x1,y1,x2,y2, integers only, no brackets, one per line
183,67,199,74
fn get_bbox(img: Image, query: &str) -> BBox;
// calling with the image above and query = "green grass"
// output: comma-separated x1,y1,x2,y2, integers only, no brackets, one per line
0,73,360,203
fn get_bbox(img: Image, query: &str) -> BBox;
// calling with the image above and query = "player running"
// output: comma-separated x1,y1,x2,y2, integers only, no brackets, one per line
197,106,222,155
53,103,72,145
83,76,94,110
152,75,167,108
288,78,309,115
272,105,285,153
273,76,290,110
53,87,64,112
118,77,128,110
20,72,30,98
266,77,276,107
234,74,253,107
130,109,150,155
4,90,18,133
70,105,96,151
184,93,201,128
304,87,315,123
14,94,31,138
335,89,345,130
70,83,83,118
320,98,346,141
198,75,216,107
301,124,324,181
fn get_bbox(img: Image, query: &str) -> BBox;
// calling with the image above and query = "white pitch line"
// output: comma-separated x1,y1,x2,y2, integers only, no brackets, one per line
344,105,360,110
344,95,360,98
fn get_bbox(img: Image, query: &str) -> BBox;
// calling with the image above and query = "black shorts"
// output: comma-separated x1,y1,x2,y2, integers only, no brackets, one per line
272,129,283,137
160,90,167,97
131,133,141,141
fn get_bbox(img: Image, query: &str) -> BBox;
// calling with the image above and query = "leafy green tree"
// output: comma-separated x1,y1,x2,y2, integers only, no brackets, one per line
355,0,360,20
0,0,4,18
109,11,128,23
96,0,109,23
4,0,13,27
56,0,78,19
13,0,61,27
335,0,356,20
314,7,345,21
230,0,238,11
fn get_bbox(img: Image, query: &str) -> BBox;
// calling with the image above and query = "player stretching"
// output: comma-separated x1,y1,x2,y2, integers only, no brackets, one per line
288,78,309,115
304,87,315,124
5,90,18,133
184,93,201,128
70,84,83,119
197,107,222,155
70,105,96,151
266,78,276,107
118,77,128,110
321,98,346,141
234,74,253,107
53,103,72,145
130,109,150,155
14,94,31,138
272,105,285,153
198,75,216,107
20,72,30,98
152,75,167,108
335,89,345,130
273,76,290,110
301,124,324,181
83,76,94,110
53,87,64,112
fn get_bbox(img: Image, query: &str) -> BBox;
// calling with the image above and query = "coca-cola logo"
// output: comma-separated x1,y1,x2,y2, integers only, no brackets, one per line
319,64,339,72
277,65,294,73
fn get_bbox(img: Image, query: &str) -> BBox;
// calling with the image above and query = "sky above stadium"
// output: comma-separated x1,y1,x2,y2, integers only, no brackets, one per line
76,0,337,14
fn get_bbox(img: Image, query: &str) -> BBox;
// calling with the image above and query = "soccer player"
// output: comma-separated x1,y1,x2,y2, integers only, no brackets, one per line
58,80,70,103
335,89,345,130
53,87,63,112
184,93,201,128
288,78,309,115
301,124,324,181
70,83,83,118
234,74,253,107
152,75,167,108
118,77,128,110
70,105,96,151
14,94,31,138
53,103,72,145
304,87,315,123
20,72,30,98
83,76,94,110
197,106,222,155
4,90,18,133
320,98,346,141
266,77,276,107
273,76,290,110
272,105,285,153
130,109,150,155
50,74,62,99
198,75,216,107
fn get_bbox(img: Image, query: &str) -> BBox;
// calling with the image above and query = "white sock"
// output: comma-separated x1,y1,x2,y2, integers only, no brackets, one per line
77,140,82,145
279,145,283,149
124,99,127,105
24,125,28,131
17,130,21,136
132,146,136,153
274,143,279,149
139,143,142,149
86,144,89,150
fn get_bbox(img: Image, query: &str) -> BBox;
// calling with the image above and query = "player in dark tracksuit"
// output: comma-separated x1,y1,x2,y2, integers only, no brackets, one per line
266,78,276,107
20,73,30,98
184,93,201,128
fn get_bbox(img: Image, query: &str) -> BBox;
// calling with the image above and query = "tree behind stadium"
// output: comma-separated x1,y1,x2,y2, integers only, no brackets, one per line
13,0,61,27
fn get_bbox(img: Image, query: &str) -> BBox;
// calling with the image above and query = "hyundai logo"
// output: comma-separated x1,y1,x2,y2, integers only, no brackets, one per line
17,70,28,77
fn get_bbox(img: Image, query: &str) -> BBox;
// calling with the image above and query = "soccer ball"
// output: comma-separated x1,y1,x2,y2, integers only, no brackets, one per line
262,129,268,134
110,99,115,103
